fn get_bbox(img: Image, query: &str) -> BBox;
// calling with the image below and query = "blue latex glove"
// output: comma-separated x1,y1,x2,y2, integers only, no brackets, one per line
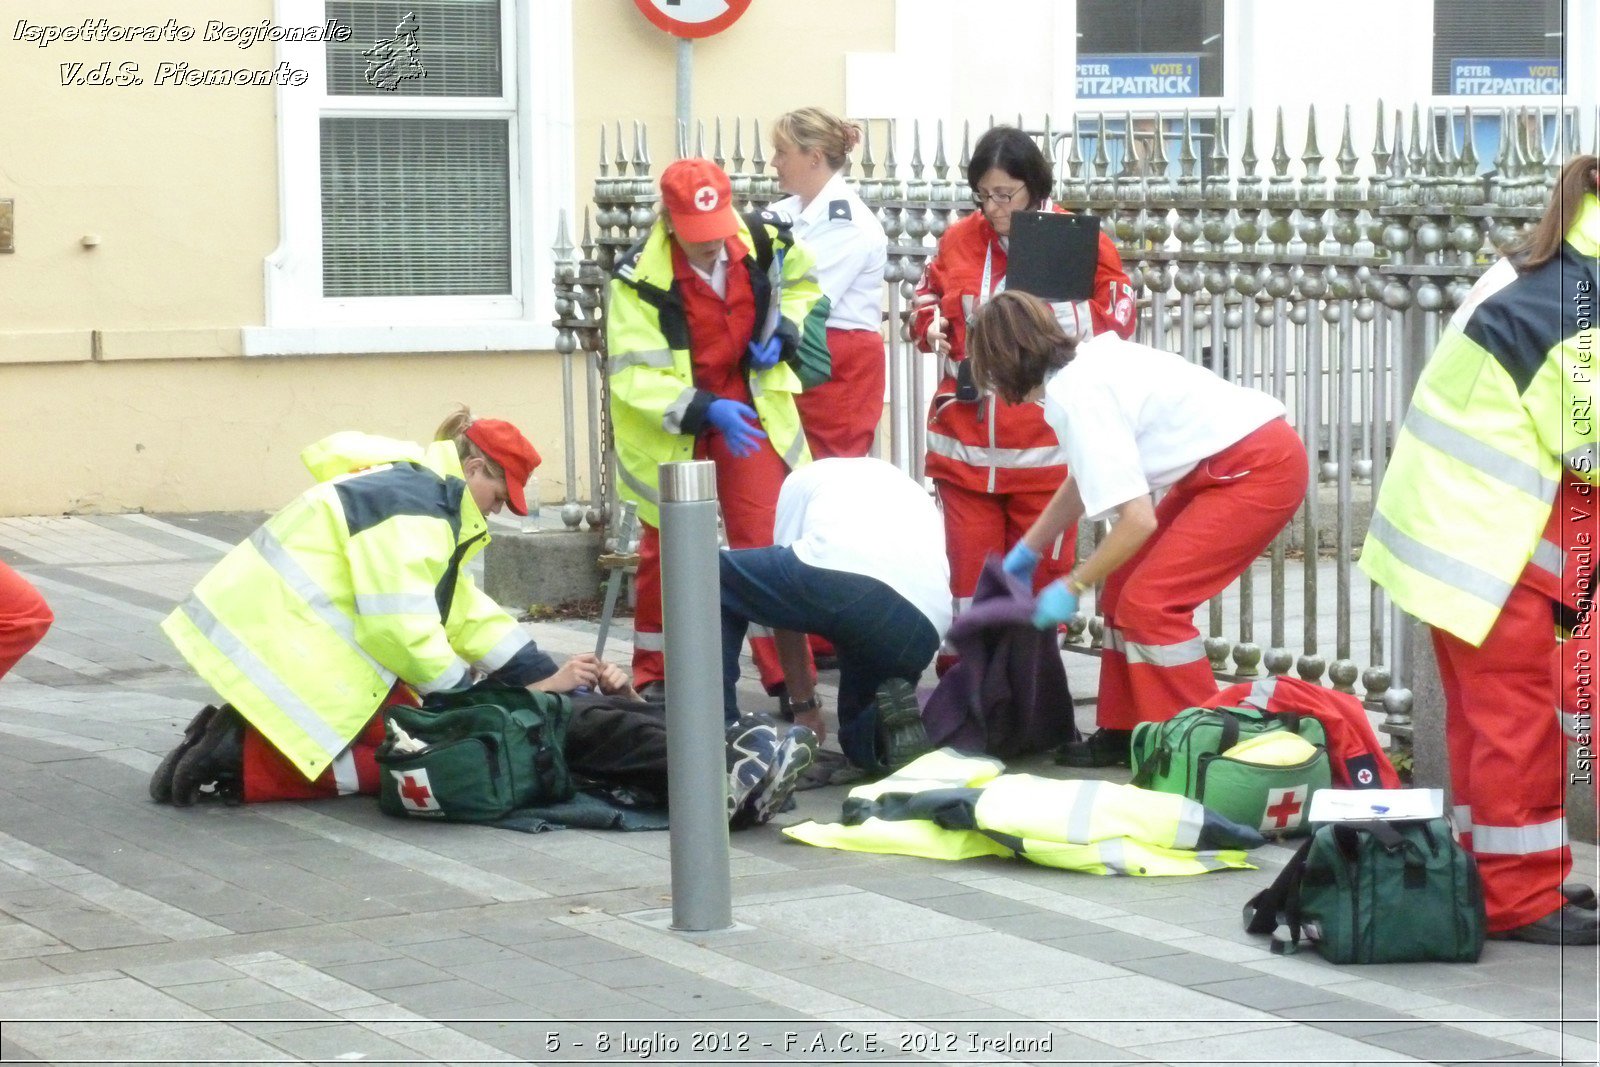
746,334,782,371
706,399,767,458
1002,542,1041,583
1031,578,1079,630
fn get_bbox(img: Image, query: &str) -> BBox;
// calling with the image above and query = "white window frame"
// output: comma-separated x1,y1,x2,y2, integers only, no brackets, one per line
245,0,573,356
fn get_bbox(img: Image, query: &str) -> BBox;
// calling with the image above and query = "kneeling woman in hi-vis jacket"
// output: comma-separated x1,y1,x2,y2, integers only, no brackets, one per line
150,407,620,805
965,291,1307,769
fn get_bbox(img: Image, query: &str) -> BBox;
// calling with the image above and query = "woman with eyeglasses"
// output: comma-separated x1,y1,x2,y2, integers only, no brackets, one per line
911,125,1137,676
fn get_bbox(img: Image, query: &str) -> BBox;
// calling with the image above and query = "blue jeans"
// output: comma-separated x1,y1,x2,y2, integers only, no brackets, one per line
720,546,940,768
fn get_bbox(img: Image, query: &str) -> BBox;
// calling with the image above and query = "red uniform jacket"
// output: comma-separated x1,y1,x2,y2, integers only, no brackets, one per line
1202,676,1402,790
912,208,1136,494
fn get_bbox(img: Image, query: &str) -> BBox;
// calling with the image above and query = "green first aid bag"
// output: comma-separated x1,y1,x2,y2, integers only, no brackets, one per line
1244,817,1487,964
376,685,574,822
1131,706,1332,837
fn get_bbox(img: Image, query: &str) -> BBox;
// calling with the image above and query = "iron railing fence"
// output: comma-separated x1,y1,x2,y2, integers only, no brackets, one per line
550,102,1600,734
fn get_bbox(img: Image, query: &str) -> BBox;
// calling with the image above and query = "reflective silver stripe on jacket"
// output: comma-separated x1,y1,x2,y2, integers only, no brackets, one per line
1558,705,1581,740
608,348,674,373
662,387,699,435
1530,538,1563,580
1103,627,1208,668
1192,851,1232,872
177,597,351,758
1246,677,1280,709
354,593,438,617
330,749,361,795
782,431,806,469
617,462,661,507
633,630,664,652
1453,804,1473,834
1367,512,1515,607
1066,780,1102,845
1403,407,1558,502
925,431,1068,469
415,657,469,695
1174,799,1205,850
250,528,393,680
1468,816,1568,856
474,626,532,673
1095,837,1128,875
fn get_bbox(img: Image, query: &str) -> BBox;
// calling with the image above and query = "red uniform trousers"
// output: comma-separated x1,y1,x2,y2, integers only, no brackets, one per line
1097,418,1307,730
794,327,885,460
1433,579,1571,932
937,481,1075,612
242,685,419,803
0,562,52,681
632,431,795,691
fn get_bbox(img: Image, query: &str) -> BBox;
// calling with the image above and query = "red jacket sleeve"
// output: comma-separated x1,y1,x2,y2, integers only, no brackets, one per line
910,252,947,352
1089,231,1137,340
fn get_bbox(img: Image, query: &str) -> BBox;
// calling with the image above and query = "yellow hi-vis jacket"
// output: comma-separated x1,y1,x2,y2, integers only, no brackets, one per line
1362,194,1600,645
161,433,536,781
785,750,1258,876
605,213,830,528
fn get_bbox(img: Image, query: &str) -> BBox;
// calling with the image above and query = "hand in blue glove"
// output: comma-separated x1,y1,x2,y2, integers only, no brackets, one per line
746,334,782,371
1031,578,1080,630
706,399,767,458
1002,542,1041,583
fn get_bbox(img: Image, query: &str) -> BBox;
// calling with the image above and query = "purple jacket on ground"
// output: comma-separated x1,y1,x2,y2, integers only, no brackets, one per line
921,556,1078,759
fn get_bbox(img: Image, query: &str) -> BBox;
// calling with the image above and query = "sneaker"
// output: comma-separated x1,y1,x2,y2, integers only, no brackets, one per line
741,724,818,826
724,716,780,828
149,705,219,803
1056,727,1133,768
874,678,930,771
1488,903,1600,946
170,704,245,807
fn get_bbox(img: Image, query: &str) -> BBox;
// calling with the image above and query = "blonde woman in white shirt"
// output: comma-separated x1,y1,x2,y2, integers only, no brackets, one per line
769,107,888,458
968,290,1307,768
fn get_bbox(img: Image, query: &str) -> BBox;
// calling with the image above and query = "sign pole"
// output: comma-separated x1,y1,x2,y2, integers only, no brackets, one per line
676,36,692,136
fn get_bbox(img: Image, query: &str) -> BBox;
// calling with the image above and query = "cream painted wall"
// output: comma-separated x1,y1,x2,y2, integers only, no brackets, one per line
571,0,897,205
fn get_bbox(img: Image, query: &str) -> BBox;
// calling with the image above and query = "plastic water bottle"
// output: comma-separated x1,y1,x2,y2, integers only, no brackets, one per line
522,475,541,533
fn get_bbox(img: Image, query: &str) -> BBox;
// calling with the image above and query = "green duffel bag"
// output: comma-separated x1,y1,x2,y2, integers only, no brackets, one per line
1244,817,1486,964
376,685,574,822
1131,706,1332,837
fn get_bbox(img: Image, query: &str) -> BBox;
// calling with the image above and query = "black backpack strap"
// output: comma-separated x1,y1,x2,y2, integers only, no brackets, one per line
1217,708,1243,753
742,210,777,273
1243,836,1316,952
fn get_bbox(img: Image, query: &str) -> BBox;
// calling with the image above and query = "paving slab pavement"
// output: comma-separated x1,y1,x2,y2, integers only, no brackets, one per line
0,512,1593,1065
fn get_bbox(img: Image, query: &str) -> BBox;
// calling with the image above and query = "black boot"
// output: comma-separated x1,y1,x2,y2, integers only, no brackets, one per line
1561,883,1598,911
149,705,219,803
1055,728,1133,768
1489,903,1600,946
170,705,245,807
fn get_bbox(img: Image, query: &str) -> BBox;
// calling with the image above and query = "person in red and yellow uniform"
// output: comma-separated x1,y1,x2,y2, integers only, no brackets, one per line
607,159,830,702
911,126,1136,653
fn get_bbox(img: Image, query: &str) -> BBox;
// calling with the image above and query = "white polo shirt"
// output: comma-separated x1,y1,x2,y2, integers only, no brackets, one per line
770,172,887,332
1042,334,1287,521
772,458,952,638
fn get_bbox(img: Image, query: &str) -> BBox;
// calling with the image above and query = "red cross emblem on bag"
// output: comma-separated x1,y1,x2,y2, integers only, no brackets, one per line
1261,785,1308,831
392,769,442,814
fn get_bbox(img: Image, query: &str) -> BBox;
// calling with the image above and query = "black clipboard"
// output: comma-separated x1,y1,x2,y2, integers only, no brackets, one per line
1005,211,1100,302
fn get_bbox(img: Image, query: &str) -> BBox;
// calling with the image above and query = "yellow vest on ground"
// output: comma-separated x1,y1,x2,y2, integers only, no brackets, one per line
161,434,532,781
1361,196,1600,645
784,751,1256,876
606,216,829,528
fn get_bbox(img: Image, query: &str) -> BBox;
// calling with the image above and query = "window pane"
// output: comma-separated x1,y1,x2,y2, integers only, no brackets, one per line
1077,0,1224,98
321,117,511,297
327,0,502,97
1432,0,1563,95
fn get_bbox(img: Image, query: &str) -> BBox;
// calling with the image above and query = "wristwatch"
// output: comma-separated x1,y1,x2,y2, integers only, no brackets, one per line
782,694,821,717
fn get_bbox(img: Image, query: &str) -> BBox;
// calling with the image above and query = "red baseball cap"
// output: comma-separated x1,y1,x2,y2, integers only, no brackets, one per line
463,419,541,516
659,158,739,243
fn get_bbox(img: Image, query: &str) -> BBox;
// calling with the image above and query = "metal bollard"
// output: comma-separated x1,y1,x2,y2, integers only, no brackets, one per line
658,460,732,931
